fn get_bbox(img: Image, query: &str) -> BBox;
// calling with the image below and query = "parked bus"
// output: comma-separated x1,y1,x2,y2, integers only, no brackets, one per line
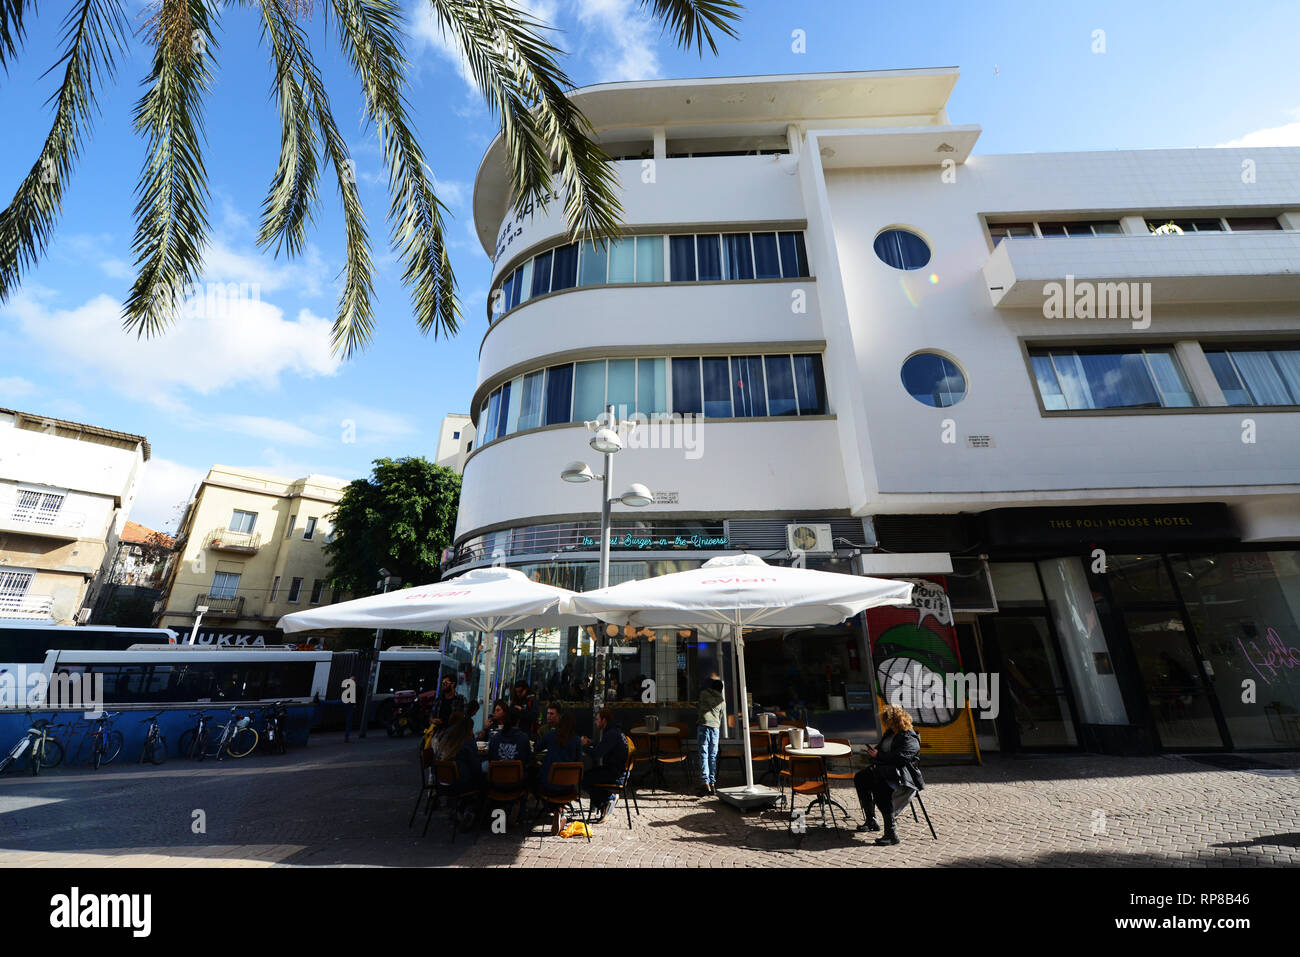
0,624,176,682
371,646,444,727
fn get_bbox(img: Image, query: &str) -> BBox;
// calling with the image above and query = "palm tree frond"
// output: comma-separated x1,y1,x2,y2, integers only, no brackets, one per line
0,0,129,302
262,0,375,357
0,0,33,73
640,0,741,56
328,0,459,341
257,0,320,258
428,0,623,244
122,0,217,338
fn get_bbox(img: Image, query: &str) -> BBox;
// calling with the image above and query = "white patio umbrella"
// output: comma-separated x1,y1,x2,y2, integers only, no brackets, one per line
566,554,914,806
278,566,594,722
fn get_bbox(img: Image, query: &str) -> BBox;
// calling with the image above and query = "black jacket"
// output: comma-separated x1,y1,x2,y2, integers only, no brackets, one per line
588,726,630,782
871,729,925,792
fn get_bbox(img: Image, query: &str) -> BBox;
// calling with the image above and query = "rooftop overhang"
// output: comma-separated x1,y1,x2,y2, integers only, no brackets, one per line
809,124,981,168
983,231,1300,308
472,67,962,254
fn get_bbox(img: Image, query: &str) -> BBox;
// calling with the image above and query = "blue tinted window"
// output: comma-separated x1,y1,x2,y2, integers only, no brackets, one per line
778,232,809,278
543,364,573,425
731,356,767,417
669,235,696,281
901,353,965,407
792,354,827,414
672,358,702,414
702,357,732,416
530,251,553,297
752,233,781,279
723,234,754,280
550,243,579,291
765,355,797,416
874,229,930,270
696,235,722,281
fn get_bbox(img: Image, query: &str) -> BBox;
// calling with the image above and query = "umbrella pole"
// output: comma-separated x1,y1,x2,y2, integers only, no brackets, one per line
734,623,755,789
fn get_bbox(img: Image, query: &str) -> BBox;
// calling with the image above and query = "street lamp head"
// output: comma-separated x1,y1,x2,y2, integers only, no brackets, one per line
195,605,209,615
378,567,391,578
560,461,595,483
619,483,653,508
589,427,623,454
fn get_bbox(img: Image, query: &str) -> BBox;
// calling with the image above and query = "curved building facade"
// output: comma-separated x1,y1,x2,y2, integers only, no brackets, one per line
451,69,1300,755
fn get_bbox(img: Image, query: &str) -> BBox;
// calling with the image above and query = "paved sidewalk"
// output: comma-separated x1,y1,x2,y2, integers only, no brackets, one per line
1,733,1296,867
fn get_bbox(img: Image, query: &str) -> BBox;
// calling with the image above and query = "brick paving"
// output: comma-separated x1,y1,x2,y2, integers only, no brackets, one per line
0,733,1296,867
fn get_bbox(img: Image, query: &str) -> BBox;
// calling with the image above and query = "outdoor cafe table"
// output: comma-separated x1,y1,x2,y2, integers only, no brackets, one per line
783,742,853,824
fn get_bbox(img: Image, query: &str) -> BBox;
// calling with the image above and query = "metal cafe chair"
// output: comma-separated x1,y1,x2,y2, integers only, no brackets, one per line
595,752,640,829
749,730,775,783
653,733,692,790
629,732,656,787
481,760,528,830
409,745,437,828
784,755,844,835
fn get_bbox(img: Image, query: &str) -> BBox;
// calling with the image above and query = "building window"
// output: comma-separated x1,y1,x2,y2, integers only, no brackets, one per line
874,228,931,270
310,579,325,604
228,509,257,534
285,515,296,539
270,576,280,602
989,222,1036,245
1225,217,1281,231
1204,346,1300,406
452,430,460,439
1036,220,1124,238
900,353,967,407
0,568,35,612
322,525,335,544
210,571,240,599
1147,218,1224,234
287,577,303,603
12,489,64,526
1029,347,1196,410
303,517,317,540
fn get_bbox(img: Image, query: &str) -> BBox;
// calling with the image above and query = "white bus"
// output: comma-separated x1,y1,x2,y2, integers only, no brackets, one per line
371,646,444,726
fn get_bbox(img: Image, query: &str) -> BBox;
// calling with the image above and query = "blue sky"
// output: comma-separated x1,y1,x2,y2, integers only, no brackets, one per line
2,0,1297,532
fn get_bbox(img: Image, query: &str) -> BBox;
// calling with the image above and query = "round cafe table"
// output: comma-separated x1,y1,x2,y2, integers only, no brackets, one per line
746,725,801,784
783,742,853,824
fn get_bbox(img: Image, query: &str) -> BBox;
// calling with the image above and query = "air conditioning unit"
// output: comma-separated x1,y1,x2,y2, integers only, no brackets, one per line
76,608,91,624
785,523,833,555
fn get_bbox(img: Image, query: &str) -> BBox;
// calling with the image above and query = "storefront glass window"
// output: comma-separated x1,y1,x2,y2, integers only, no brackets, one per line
1038,557,1128,725
1171,552,1300,748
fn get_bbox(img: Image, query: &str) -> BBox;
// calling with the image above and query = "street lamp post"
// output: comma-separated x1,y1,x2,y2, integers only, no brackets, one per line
187,605,209,645
560,403,652,724
358,569,401,739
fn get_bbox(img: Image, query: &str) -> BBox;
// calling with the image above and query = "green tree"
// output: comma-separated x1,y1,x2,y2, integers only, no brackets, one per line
0,0,741,355
324,456,461,594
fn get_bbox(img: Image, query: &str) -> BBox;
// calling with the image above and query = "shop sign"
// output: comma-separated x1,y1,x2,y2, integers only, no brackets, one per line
982,503,1234,548
579,533,729,550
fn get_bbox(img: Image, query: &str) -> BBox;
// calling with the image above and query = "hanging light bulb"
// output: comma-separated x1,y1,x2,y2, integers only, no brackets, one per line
605,624,619,638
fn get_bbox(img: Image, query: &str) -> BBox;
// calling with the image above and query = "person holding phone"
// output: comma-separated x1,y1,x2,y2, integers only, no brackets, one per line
855,704,925,845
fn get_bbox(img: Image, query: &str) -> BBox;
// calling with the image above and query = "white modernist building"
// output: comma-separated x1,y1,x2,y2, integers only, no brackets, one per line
453,68,1300,755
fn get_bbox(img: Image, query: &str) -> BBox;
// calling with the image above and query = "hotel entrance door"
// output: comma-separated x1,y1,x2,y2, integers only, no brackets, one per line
980,615,1078,750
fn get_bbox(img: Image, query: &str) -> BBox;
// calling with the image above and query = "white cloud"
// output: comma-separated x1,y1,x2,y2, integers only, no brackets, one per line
574,0,659,81
1,289,340,402
0,376,37,400
305,402,421,448
131,457,206,535
413,0,561,91
213,414,328,447
1217,113,1300,148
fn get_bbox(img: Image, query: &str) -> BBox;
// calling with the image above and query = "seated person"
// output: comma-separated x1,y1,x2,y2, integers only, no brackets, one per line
535,705,582,793
580,708,630,824
853,704,925,845
476,698,510,742
435,714,483,795
486,707,533,767
510,681,539,738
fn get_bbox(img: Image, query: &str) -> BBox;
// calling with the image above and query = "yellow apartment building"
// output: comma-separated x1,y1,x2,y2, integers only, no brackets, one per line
156,466,352,640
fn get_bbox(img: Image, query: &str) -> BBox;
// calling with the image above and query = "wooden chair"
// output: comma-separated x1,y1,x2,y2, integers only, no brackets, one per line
786,755,841,834
535,761,588,842
629,732,655,784
481,760,527,831
825,737,857,789
749,730,774,783
654,733,692,789
430,760,481,842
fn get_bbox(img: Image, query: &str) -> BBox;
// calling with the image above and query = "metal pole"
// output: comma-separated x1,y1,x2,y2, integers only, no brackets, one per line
593,403,614,726
358,576,395,739
735,622,755,790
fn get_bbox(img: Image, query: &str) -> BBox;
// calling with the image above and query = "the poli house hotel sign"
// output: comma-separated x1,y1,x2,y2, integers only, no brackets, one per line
981,503,1236,549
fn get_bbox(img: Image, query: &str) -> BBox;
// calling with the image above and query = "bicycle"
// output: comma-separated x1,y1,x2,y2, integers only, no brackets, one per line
138,712,168,765
177,711,213,761
213,708,259,760
261,701,289,755
85,712,123,770
0,714,66,775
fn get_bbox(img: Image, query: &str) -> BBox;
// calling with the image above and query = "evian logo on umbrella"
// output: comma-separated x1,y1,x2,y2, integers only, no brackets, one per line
401,589,472,600
698,577,777,585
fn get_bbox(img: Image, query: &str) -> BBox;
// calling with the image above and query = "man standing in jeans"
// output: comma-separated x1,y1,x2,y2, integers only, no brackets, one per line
696,675,725,795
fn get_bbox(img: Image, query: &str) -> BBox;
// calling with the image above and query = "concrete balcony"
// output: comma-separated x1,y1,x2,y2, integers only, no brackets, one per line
204,528,262,554
0,595,55,621
196,593,245,617
0,505,86,541
983,231,1300,308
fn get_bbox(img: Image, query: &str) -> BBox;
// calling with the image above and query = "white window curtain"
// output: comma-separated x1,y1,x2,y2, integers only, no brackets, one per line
1231,350,1292,405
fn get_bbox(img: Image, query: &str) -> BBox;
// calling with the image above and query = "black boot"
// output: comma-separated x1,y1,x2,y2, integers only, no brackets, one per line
874,808,900,845
856,814,880,833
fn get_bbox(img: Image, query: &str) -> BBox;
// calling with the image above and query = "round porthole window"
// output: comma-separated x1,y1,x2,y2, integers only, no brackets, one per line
874,228,931,270
901,353,966,407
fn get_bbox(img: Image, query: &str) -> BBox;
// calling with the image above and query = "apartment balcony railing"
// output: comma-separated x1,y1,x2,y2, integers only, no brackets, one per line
0,503,87,541
204,528,262,553
196,593,245,617
0,594,56,620
982,230,1300,308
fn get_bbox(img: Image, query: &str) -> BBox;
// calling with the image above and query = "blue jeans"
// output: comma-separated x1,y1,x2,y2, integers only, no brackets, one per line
697,726,719,785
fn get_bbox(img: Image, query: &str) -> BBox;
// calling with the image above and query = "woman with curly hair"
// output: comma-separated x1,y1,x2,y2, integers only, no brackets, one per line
854,704,925,845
